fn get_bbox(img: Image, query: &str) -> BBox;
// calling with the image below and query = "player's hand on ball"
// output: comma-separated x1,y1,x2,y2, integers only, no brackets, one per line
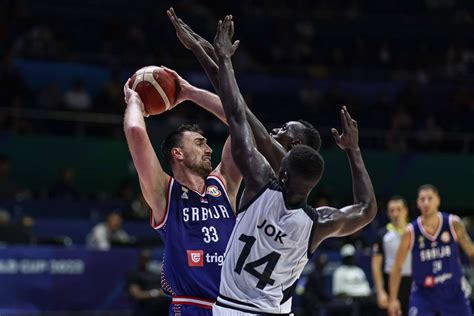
160,66,192,107
214,15,240,59
331,105,359,151
387,299,401,316
123,79,149,117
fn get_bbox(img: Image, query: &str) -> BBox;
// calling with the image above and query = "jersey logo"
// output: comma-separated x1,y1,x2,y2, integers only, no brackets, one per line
187,250,204,267
418,236,425,249
181,187,189,200
441,231,451,243
206,185,221,197
424,275,434,287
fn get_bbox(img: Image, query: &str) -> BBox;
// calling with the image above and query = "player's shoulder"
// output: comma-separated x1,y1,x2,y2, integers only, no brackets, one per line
295,204,318,224
237,178,280,213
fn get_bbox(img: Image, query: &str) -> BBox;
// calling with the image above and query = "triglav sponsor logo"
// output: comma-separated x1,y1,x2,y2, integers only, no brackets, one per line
187,250,204,267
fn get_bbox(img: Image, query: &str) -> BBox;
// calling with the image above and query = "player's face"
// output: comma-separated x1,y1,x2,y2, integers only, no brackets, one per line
387,200,408,225
417,189,440,216
270,121,305,150
179,131,213,178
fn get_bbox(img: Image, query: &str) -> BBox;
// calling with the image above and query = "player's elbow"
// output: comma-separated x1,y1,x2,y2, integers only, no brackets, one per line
124,124,147,140
361,198,378,223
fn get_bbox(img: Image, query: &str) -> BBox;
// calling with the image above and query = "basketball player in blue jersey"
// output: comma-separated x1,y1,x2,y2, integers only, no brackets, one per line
166,8,321,173
212,16,377,315
388,184,474,316
124,77,242,315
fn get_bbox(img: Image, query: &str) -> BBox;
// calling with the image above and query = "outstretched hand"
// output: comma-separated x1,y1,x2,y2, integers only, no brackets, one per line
167,7,218,62
213,15,240,59
331,106,359,151
123,79,149,117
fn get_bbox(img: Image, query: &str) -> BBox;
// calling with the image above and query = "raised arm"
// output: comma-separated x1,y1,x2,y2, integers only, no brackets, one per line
388,228,412,316
123,81,170,227
214,16,273,199
311,107,377,251
167,8,287,171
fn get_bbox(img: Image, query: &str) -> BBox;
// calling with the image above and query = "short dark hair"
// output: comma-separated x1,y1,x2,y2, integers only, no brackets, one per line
161,124,204,163
298,120,321,152
286,145,324,181
388,195,408,208
418,184,439,195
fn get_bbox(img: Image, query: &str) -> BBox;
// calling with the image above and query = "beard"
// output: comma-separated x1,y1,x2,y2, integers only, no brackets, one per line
184,159,212,178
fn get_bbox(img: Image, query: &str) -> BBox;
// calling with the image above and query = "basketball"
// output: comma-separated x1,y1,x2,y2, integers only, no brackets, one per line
128,66,177,115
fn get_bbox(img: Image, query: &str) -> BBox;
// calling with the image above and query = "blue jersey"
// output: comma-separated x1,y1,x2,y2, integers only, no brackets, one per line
152,175,236,302
409,212,463,288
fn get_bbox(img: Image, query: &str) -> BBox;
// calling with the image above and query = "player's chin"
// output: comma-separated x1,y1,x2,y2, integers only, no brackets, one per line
420,208,430,214
203,162,213,173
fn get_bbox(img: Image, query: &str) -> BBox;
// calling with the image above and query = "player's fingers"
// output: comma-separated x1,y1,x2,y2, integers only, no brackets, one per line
232,40,240,51
169,7,177,19
216,20,222,38
160,65,176,75
331,128,341,141
123,78,131,93
343,105,353,127
230,21,234,38
340,108,348,133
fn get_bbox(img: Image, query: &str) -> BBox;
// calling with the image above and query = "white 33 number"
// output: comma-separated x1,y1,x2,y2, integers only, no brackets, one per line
202,226,219,243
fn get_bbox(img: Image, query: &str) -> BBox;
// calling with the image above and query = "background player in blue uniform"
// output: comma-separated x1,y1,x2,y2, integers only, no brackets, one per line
388,184,474,316
123,77,242,315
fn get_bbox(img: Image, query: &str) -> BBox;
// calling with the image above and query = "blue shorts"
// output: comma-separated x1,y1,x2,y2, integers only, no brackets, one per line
409,282,472,316
169,296,214,316
169,304,213,315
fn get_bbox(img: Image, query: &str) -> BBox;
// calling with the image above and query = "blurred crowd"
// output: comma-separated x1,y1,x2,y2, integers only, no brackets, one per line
0,0,472,152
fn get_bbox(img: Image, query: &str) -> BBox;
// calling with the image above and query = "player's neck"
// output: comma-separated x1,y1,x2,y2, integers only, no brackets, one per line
172,167,206,194
282,191,308,210
394,220,407,230
421,211,440,225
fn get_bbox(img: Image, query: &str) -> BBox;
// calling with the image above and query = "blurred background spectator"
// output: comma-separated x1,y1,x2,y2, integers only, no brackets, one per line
86,212,132,250
127,249,170,316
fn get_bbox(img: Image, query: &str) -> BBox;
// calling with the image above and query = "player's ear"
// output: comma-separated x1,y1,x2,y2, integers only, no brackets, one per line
290,139,302,149
279,170,288,187
171,147,184,161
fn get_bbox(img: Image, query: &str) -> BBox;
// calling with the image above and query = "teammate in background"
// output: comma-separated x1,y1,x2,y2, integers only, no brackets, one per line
388,185,474,316
166,7,321,173
212,16,377,315
372,196,411,315
123,73,241,315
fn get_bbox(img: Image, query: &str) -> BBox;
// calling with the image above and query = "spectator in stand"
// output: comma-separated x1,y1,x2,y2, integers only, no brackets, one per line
127,249,169,316
0,155,18,198
86,212,131,250
0,209,32,245
333,244,371,298
63,79,92,111
333,244,376,314
49,167,79,200
37,83,63,109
